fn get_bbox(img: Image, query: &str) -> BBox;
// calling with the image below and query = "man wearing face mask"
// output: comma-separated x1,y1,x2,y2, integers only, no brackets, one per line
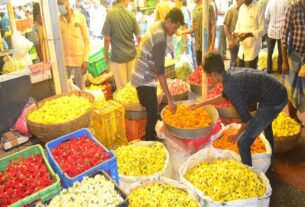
233,0,265,69
58,0,90,90
131,8,184,141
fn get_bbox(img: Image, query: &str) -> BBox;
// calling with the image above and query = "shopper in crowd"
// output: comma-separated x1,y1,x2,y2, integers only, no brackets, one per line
181,0,216,66
224,0,243,67
234,0,265,69
0,12,10,44
216,0,229,59
90,0,106,39
102,0,141,89
75,0,90,26
155,0,175,22
191,53,288,166
29,3,48,62
132,8,184,141
265,0,289,74
281,0,305,125
174,0,191,59
58,0,90,90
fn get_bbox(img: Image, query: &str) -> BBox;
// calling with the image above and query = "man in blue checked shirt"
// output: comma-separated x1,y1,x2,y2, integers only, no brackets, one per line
191,53,288,166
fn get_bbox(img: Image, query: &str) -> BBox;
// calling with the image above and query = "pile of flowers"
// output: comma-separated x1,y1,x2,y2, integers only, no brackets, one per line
28,95,91,124
185,159,266,202
163,104,212,129
52,135,110,177
114,142,166,177
208,83,233,108
129,182,198,207
213,128,265,154
0,155,53,206
272,112,301,138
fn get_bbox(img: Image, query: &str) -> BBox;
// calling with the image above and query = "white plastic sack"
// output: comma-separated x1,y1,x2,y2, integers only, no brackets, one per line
128,177,200,206
118,141,171,193
175,54,193,81
85,89,105,103
212,123,272,173
180,148,272,207
12,32,33,66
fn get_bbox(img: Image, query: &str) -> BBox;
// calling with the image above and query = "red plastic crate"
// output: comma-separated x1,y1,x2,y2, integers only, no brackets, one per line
125,119,147,141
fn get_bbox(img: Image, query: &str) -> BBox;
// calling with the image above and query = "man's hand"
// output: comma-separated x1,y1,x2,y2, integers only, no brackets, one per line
228,133,239,143
168,100,177,114
105,55,110,65
188,104,200,110
228,39,235,48
282,61,289,74
239,33,253,41
209,44,215,52
232,32,239,39
81,61,88,75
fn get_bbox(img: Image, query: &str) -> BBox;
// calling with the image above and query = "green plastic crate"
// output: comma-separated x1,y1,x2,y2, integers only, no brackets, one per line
88,48,112,77
0,145,61,207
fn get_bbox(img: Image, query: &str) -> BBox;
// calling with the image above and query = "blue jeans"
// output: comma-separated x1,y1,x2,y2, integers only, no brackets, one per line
238,98,287,166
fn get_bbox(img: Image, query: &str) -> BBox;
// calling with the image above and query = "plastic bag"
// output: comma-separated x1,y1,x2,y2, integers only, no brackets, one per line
13,102,34,136
86,68,113,85
175,54,193,81
212,123,272,173
118,141,171,193
179,148,272,207
257,50,267,71
128,177,201,206
12,32,33,59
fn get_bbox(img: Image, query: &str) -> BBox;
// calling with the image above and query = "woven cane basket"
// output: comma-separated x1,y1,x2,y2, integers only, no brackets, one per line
274,132,301,153
26,91,94,143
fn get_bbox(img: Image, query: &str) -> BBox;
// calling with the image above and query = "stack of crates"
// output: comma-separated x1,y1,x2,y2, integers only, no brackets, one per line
90,100,127,149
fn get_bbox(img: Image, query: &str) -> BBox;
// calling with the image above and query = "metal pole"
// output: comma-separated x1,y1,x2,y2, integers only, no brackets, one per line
201,0,209,99
41,0,67,94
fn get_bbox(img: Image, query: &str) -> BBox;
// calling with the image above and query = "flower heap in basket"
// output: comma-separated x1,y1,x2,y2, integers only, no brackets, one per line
185,159,266,202
129,182,199,207
114,83,162,105
27,95,91,124
187,66,213,87
163,104,212,129
272,112,301,139
166,79,189,96
52,135,110,177
0,155,53,206
114,142,166,176
37,174,125,207
213,128,266,154
208,83,233,108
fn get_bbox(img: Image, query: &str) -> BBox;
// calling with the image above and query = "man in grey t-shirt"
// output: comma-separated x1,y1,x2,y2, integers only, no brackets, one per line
102,0,141,89
131,8,185,141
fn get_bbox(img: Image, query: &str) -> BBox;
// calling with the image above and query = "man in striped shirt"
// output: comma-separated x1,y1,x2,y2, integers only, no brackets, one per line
131,8,185,141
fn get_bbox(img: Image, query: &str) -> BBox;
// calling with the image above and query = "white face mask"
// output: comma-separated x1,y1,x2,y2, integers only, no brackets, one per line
59,5,68,16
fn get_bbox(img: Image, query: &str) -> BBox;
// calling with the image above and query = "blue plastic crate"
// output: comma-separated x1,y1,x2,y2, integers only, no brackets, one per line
46,128,119,188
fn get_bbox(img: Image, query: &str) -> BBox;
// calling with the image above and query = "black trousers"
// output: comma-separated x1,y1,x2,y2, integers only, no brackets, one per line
237,56,259,69
267,37,282,73
136,86,158,141
196,50,202,66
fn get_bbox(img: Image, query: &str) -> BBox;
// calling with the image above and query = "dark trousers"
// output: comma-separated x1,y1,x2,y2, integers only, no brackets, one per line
267,37,282,73
196,50,202,66
237,56,259,69
136,86,158,141
237,98,287,166
229,44,239,67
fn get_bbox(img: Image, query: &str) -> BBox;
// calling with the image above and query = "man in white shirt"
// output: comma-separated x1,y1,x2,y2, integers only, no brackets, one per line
234,0,265,69
90,0,107,39
265,0,289,73
216,0,229,59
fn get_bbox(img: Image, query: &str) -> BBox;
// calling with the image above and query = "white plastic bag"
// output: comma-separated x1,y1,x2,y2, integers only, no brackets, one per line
128,177,200,206
12,32,33,66
175,54,193,81
118,141,171,193
212,123,272,173
180,148,272,207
